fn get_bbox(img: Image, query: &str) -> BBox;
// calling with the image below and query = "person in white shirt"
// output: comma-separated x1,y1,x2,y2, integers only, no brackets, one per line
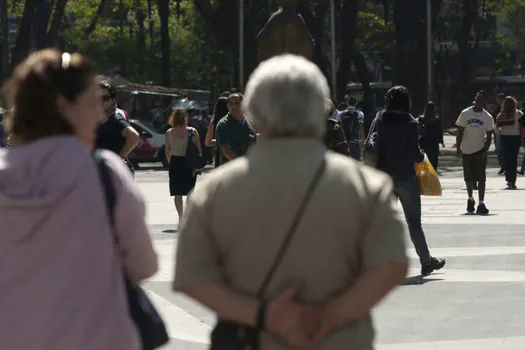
495,96,523,189
456,90,494,215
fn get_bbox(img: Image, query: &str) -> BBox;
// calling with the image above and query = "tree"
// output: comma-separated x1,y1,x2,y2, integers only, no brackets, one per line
158,0,170,87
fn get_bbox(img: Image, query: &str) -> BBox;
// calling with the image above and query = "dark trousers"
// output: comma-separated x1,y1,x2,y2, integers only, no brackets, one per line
348,142,360,160
422,144,439,170
393,176,431,265
501,135,521,184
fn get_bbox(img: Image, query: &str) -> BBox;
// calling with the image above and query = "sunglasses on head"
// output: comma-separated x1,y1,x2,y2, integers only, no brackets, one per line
101,95,112,102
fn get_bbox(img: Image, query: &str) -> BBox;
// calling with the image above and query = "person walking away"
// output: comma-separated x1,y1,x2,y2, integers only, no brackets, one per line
174,54,408,350
418,101,444,171
205,97,229,167
372,86,445,276
215,93,257,164
337,96,364,160
0,49,157,350
518,125,525,175
165,108,202,218
495,96,523,189
324,98,349,155
95,79,140,174
456,90,494,214
493,93,506,174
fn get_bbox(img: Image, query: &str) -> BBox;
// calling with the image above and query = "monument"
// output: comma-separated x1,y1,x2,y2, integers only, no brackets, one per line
256,0,314,62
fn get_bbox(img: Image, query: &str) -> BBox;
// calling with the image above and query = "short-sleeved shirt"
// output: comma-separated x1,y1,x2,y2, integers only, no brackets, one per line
456,106,494,155
496,110,523,136
173,139,407,350
215,113,257,164
95,110,131,155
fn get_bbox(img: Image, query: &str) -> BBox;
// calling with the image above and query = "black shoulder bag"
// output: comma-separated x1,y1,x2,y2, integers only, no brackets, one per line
93,151,169,350
185,127,207,170
210,158,326,350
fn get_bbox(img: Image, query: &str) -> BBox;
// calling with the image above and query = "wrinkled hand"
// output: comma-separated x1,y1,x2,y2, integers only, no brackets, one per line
456,149,462,158
266,284,321,349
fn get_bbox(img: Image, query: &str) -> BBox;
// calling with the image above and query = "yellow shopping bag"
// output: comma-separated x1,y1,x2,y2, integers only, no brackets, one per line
414,157,442,196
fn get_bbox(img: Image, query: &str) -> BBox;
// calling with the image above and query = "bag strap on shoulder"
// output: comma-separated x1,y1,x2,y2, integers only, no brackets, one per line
256,158,326,297
93,150,117,230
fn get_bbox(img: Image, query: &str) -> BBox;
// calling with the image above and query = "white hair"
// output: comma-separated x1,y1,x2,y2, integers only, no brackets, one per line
243,54,330,138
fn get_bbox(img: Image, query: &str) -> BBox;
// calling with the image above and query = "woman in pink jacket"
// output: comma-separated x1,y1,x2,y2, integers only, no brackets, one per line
0,49,158,349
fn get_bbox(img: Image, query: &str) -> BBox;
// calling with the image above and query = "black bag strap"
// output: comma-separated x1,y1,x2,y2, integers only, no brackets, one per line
257,158,326,298
93,150,117,233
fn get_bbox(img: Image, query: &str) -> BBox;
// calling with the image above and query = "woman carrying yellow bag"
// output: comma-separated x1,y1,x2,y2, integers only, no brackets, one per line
415,155,442,196
373,86,446,276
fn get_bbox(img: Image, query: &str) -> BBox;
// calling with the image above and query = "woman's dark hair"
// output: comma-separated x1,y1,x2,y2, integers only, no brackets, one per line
168,108,188,127
4,49,95,145
501,96,517,116
214,97,229,120
423,101,436,120
385,85,411,112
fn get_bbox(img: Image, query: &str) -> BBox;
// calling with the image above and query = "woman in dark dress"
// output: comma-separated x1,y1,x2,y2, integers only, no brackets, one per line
165,108,202,218
418,101,444,170
204,97,229,168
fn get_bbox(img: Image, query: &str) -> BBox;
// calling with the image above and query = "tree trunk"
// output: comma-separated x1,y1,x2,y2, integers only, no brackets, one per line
158,0,170,88
84,0,108,39
456,0,477,111
136,0,146,54
147,0,154,44
336,0,358,101
36,0,51,49
46,0,68,47
393,0,426,113
0,0,8,78
11,0,38,68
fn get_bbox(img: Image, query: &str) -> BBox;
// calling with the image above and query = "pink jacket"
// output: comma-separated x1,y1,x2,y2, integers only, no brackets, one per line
0,136,158,350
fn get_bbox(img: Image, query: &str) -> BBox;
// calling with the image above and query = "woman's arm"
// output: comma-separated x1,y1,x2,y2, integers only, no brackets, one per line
165,130,171,160
205,119,216,147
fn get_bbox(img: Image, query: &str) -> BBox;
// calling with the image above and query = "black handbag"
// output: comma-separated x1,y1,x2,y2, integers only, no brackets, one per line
94,151,170,350
210,159,326,350
186,127,207,170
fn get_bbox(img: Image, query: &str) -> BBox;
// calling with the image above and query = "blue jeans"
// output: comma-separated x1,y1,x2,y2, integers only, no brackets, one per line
495,134,505,170
393,176,431,265
349,142,360,160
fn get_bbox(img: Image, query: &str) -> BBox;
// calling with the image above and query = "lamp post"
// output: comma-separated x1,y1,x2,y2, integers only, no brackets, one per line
426,0,432,101
239,0,244,91
330,0,337,100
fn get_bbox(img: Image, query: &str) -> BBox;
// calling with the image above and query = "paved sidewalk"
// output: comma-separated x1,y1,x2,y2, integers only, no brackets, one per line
138,170,525,350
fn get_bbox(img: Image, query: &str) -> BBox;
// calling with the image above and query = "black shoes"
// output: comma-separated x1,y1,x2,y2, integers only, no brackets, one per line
467,198,475,213
506,182,517,190
467,199,489,215
476,203,489,215
421,257,446,276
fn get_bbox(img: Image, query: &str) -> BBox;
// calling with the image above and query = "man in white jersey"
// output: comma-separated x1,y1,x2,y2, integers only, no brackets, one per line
456,90,494,214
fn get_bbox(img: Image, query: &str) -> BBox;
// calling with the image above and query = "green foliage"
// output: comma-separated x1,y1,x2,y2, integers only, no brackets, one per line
57,0,212,88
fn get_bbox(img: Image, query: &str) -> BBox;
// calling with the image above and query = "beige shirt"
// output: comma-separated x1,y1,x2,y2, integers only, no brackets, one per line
496,110,523,136
173,139,407,350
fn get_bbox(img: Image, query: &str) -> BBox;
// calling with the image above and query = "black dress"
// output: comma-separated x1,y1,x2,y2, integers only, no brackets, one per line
418,116,443,170
168,130,197,196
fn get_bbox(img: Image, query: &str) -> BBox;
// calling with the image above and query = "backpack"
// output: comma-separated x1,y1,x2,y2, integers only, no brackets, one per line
324,119,349,155
340,109,360,142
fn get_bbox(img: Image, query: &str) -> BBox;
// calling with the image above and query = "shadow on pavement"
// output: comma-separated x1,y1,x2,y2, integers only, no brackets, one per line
403,275,444,286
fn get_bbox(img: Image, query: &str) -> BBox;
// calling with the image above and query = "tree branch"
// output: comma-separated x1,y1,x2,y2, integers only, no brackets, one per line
84,0,108,39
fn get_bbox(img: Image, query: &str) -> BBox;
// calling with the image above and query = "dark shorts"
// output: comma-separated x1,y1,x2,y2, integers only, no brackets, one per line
462,150,487,182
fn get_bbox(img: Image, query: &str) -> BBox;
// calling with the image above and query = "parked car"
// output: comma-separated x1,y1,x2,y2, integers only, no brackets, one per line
128,119,168,168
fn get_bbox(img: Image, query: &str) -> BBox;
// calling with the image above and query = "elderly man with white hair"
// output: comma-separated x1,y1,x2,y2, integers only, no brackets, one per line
173,54,408,349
